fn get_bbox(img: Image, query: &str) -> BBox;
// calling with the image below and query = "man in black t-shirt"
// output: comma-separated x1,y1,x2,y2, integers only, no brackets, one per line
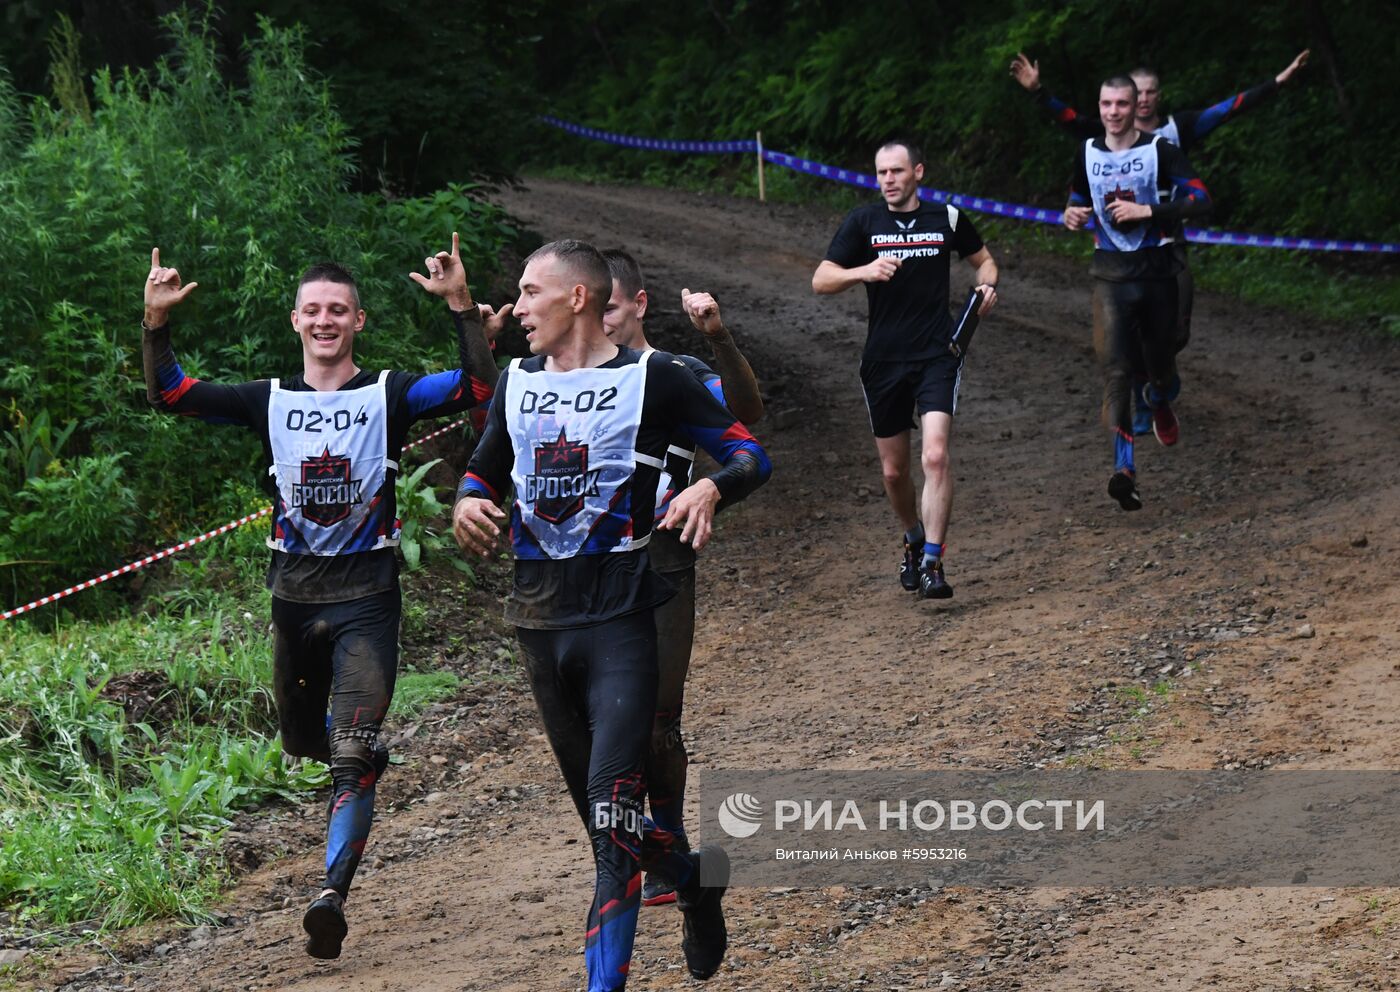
813,138,998,600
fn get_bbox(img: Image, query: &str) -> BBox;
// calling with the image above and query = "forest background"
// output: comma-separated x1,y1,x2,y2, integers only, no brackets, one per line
0,0,1395,936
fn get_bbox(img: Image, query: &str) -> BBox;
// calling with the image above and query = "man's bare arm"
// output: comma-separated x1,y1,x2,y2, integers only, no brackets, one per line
681,288,763,425
812,257,901,294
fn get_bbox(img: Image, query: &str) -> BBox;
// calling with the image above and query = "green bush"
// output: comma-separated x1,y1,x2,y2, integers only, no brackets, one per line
0,12,514,611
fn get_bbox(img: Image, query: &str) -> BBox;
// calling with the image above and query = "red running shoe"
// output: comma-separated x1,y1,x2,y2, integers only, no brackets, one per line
1152,401,1179,447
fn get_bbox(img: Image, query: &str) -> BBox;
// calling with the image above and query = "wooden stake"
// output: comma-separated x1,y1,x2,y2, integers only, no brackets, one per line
756,130,766,202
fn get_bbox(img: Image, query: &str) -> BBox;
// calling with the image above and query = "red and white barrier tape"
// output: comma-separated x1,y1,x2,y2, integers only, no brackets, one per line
2,417,469,621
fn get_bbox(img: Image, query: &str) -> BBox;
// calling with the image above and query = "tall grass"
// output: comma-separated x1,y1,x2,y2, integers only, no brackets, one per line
0,10,515,611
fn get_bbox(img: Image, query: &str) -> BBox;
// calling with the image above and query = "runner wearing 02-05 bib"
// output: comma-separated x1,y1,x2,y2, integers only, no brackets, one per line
141,236,502,960
453,240,770,992
1063,77,1212,513
598,248,765,908
1011,48,1309,429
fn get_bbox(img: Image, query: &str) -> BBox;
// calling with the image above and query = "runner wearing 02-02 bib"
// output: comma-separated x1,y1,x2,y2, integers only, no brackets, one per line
1063,77,1212,513
141,236,502,960
598,248,765,908
453,239,770,992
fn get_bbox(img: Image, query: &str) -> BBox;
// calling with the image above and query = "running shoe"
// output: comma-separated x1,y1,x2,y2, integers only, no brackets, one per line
899,538,921,592
678,846,729,979
303,890,348,960
1151,401,1179,447
918,558,954,600
1108,471,1142,511
642,874,677,907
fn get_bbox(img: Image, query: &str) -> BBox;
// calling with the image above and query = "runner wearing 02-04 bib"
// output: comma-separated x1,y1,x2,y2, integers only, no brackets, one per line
453,240,770,992
598,248,765,908
1063,77,1212,513
267,371,395,554
141,236,502,961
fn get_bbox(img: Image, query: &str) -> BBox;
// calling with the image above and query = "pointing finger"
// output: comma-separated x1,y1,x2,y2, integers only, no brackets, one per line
451,231,460,258
150,247,160,272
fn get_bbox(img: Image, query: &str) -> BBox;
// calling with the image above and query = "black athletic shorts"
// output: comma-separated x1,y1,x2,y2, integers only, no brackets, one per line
860,353,964,438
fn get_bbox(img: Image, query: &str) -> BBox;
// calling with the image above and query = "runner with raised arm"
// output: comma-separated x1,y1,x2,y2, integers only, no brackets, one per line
142,235,501,959
599,248,763,906
452,240,770,991
1061,77,1212,511
1011,49,1308,430
812,138,997,600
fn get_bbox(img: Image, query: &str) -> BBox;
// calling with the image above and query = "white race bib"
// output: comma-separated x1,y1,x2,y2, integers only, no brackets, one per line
505,355,655,559
267,371,395,555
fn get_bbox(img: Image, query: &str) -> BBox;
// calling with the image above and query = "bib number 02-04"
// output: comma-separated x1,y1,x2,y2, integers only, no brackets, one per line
285,407,371,433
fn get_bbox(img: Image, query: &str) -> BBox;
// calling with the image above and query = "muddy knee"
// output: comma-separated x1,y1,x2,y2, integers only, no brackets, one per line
328,727,389,792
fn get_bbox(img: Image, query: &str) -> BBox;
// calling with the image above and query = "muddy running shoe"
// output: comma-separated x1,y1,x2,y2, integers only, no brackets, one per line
1108,471,1142,511
642,875,678,906
303,890,347,960
1151,401,1179,447
899,538,921,591
678,846,730,979
917,558,954,600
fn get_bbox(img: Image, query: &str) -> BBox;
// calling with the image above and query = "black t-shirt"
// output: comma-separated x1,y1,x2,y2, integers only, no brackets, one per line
824,201,984,364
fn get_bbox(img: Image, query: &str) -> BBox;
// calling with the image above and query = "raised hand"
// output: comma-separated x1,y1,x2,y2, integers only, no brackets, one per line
409,231,473,311
1276,49,1310,86
478,303,515,344
1010,52,1042,92
681,288,725,338
144,247,199,326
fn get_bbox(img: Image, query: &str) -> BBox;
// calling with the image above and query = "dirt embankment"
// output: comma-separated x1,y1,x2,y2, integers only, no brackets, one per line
24,179,1400,992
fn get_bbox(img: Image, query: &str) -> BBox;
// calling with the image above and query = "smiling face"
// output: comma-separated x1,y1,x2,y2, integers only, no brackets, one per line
1098,83,1138,137
512,254,585,356
874,144,924,211
602,278,647,349
291,280,365,366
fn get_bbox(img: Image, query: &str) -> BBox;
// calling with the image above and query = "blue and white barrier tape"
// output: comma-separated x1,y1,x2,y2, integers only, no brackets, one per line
543,117,1399,255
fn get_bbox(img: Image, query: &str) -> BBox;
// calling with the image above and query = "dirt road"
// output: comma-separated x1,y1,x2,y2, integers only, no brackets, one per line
33,179,1400,991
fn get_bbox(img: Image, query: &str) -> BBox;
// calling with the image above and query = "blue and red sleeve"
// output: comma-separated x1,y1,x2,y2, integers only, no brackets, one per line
1179,80,1280,143
141,323,260,426
658,360,771,503
1035,90,1105,141
457,371,513,503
